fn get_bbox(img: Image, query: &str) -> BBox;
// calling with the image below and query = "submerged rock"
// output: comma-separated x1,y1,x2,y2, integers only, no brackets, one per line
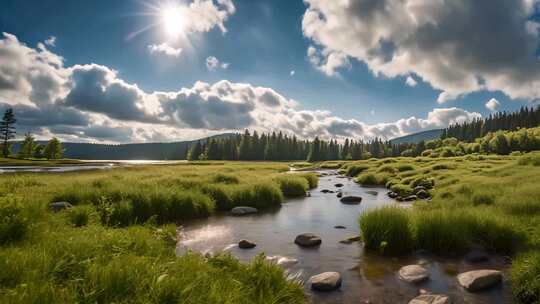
339,236,362,244
334,183,344,188
238,239,256,249
321,189,334,193
457,269,502,292
388,191,399,198
48,201,73,212
295,233,322,247
366,190,378,196
403,195,418,202
334,225,346,229
230,206,258,216
414,186,427,193
309,272,342,291
266,255,299,266
399,265,430,283
340,196,362,204
416,190,431,200
336,192,343,198
465,249,489,263
409,294,450,304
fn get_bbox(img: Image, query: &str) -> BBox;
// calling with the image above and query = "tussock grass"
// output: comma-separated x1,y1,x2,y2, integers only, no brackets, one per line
275,176,308,197
0,197,28,245
511,252,540,304
359,207,413,255
344,164,369,177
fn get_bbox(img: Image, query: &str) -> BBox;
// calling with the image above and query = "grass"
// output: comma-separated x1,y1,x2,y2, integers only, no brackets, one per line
0,162,310,303
350,152,540,303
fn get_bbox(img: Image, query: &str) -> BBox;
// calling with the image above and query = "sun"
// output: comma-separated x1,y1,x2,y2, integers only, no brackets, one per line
161,5,185,39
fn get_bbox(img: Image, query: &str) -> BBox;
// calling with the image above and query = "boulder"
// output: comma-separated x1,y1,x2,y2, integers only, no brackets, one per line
48,201,73,213
336,192,343,198
366,190,378,196
457,269,502,292
339,236,362,244
399,265,430,283
230,206,258,216
310,272,342,291
409,294,450,304
334,225,346,229
340,196,362,205
465,249,489,263
416,190,430,200
334,183,344,188
294,233,322,247
388,191,399,198
321,189,334,193
414,186,427,193
238,239,256,249
403,195,418,202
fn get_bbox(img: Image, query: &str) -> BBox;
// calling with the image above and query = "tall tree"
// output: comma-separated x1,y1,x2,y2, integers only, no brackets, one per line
0,108,16,157
43,137,63,159
18,133,37,159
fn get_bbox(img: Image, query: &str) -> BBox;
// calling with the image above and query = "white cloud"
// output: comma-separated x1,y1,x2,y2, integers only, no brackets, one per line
406,76,417,87
485,98,501,111
44,36,56,47
302,0,540,103
206,56,229,71
290,70,295,76
148,43,182,57
179,0,236,34
0,32,481,143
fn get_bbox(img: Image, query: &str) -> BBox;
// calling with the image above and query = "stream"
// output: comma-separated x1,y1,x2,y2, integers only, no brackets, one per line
176,170,511,304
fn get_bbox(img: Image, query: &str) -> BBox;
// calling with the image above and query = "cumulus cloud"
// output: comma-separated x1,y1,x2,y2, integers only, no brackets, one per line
302,0,540,103
485,98,501,111
44,36,56,47
290,70,295,76
148,43,182,57
178,0,236,34
406,76,417,87
206,56,229,71
0,32,481,143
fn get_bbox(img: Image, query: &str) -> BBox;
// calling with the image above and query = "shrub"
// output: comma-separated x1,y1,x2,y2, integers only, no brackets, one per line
511,252,540,304
346,164,369,177
212,173,239,184
359,207,413,255
68,205,91,227
0,197,28,244
275,176,308,197
298,173,318,189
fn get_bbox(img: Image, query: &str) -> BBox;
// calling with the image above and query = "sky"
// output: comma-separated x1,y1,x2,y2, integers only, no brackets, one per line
0,0,539,143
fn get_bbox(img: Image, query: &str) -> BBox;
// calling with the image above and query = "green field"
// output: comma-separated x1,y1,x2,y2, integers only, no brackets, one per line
1,155,539,303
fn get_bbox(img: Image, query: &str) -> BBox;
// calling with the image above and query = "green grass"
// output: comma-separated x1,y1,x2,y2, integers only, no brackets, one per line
511,251,540,304
359,207,413,255
0,162,310,303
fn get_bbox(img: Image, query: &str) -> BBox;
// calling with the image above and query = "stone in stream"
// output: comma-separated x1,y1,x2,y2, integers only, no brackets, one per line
387,191,399,198
464,249,489,263
266,255,299,266
309,272,342,291
457,269,502,292
48,201,73,212
403,195,418,202
414,186,427,193
334,225,346,229
416,190,431,200
238,239,256,249
336,192,343,198
321,189,334,193
366,190,378,196
340,196,362,204
339,235,362,244
408,294,450,304
334,183,344,188
294,233,322,247
399,265,430,283
230,206,258,216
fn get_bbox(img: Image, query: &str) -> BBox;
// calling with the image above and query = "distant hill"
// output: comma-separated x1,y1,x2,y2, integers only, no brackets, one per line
390,129,443,144
11,133,235,160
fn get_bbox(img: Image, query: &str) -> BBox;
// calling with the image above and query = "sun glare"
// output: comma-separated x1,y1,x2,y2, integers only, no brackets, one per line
162,5,185,39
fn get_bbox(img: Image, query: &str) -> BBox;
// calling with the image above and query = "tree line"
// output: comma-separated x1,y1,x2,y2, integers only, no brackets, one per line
442,106,540,142
0,108,64,159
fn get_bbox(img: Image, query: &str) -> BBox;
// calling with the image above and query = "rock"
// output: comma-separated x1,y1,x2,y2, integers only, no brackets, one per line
266,255,299,266
230,206,258,216
48,201,73,212
403,195,418,202
414,186,427,193
339,236,362,244
457,269,502,292
336,192,343,198
238,239,256,249
334,225,346,229
366,190,378,196
399,265,430,283
416,190,430,200
388,191,399,198
309,272,342,291
334,183,344,188
409,294,450,304
396,196,404,201
294,233,322,247
465,249,489,263
307,192,311,197
321,189,334,193
340,196,362,204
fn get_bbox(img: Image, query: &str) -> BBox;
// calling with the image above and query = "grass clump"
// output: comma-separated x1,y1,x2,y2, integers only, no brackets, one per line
359,207,413,255
212,173,240,184
275,176,308,197
68,205,92,227
397,164,416,172
518,154,540,166
0,197,28,245
355,173,390,185
298,173,318,189
230,183,283,209
511,252,540,304
377,165,397,174
390,184,413,196
345,164,369,177
472,193,495,206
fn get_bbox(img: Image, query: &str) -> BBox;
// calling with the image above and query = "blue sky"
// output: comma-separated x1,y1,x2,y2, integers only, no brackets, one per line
0,0,538,142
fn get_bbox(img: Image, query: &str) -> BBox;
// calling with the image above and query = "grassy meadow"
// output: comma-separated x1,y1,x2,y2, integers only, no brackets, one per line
0,162,316,303
327,152,540,303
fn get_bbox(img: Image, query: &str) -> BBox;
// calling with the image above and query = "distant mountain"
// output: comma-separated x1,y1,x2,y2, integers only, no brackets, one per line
11,133,235,160
390,129,443,144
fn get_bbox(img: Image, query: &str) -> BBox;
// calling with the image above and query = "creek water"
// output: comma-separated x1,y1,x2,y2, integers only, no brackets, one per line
0,160,187,173
177,170,511,304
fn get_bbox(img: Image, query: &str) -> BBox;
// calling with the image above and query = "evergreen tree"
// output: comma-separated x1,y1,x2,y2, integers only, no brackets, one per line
18,132,37,159
43,137,63,159
0,108,16,157
187,141,203,161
